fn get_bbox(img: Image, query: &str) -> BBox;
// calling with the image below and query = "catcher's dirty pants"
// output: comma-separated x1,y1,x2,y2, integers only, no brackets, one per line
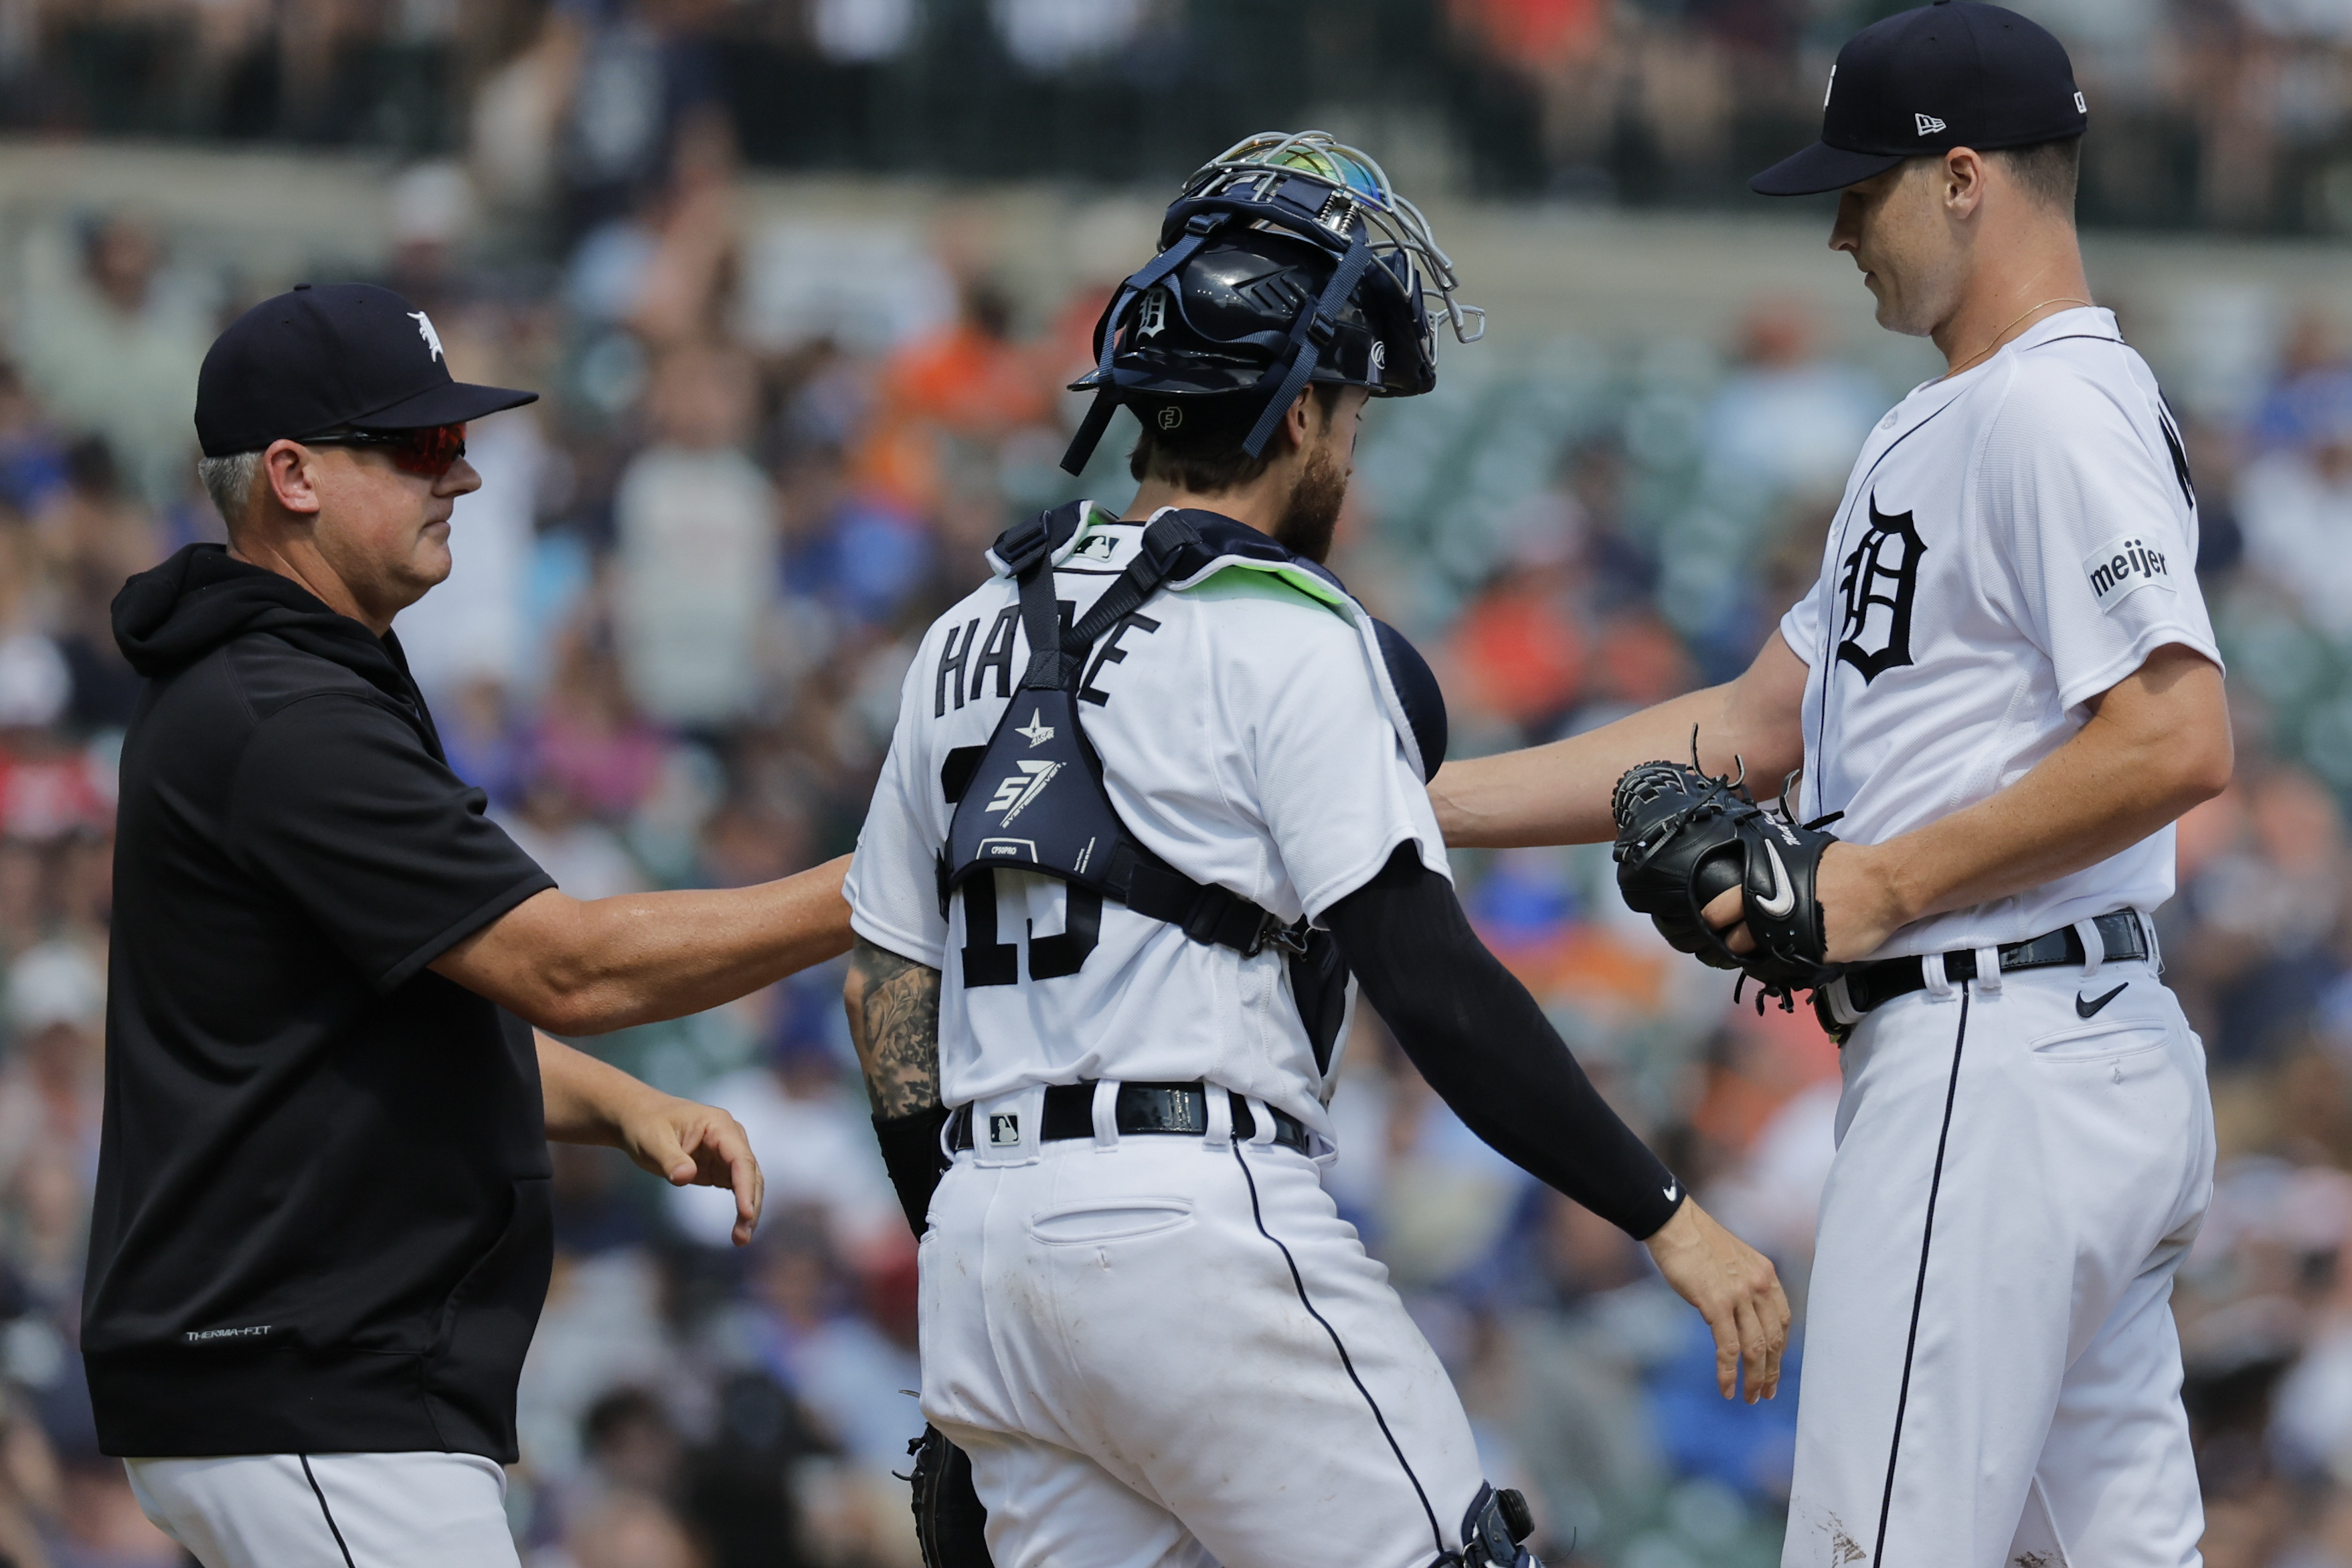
1785,952,2213,1568
919,1085,1491,1568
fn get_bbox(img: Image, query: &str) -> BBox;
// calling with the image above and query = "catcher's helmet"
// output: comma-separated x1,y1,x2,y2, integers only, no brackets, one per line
1060,131,1483,475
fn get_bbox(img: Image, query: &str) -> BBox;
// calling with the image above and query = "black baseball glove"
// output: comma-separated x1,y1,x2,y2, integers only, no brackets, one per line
907,1423,993,1568
1610,757,1843,1009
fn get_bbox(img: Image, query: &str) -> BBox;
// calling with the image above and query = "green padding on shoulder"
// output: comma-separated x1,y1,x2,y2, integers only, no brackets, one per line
1177,559,1352,614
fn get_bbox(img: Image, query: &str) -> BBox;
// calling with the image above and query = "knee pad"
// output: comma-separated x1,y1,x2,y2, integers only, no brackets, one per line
1458,1482,1539,1568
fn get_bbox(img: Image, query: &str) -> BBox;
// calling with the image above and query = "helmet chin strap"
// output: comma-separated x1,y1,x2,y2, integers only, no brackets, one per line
1240,229,1376,460
1058,214,1226,476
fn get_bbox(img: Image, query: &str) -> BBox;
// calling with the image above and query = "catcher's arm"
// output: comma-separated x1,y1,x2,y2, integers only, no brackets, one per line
844,936,948,1235
1432,632,1808,849
1707,642,2229,962
1325,846,1788,1401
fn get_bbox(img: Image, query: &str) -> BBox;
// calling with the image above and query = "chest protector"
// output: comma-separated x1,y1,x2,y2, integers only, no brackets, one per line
940,501,1446,1073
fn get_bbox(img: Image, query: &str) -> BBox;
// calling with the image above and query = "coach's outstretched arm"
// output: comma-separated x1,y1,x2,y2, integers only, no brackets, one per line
1325,845,1790,1403
431,854,855,1036
1432,631,1811,849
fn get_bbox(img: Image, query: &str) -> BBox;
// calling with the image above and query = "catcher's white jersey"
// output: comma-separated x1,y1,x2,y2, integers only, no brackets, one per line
1779,308,2221,962
845,507,1447,1134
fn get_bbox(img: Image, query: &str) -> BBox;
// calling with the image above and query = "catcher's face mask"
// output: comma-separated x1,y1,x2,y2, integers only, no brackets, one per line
1060,130,1483,474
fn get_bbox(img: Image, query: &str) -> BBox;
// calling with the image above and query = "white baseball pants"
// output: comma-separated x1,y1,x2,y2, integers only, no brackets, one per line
919,1087,1491,1568
1784,950,2214,1568
125,1450,519,1567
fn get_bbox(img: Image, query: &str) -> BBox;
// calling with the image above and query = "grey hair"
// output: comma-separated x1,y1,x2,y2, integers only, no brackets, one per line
195,450,264,530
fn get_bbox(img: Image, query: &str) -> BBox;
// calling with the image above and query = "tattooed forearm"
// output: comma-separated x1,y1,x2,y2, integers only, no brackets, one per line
843,937,943,1118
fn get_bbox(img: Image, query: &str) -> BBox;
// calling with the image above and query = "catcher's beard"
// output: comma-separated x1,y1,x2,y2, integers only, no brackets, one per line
1271,442,1347,563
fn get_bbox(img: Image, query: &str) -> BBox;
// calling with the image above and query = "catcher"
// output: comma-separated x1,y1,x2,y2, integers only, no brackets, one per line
1434,6,2230,1562
844,133,1786,1568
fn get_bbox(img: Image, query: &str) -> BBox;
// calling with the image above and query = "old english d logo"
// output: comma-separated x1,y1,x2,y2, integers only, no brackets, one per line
1836,496,1925,684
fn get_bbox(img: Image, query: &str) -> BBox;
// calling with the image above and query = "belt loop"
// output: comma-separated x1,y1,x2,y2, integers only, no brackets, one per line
1243,1095,1278,1148
1202,1083,1233,1150
1090,1079,1120,1152
1922,950,1954,1001
2074,918,2106,978
1972,944,2003,995
1825,974,1861,1029
2139,910,2163,974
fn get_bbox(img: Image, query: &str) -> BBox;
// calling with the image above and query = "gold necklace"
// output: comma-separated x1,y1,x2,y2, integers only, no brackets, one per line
1943,296,2092,379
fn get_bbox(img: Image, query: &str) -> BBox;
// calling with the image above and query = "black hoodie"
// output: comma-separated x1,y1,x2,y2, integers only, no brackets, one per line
86,544,556,1460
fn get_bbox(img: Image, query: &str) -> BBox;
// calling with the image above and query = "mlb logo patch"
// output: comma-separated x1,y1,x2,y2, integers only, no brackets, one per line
988,1113,1021,1148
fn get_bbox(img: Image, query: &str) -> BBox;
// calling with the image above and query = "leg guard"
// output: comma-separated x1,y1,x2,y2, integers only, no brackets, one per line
908,1425,993,1568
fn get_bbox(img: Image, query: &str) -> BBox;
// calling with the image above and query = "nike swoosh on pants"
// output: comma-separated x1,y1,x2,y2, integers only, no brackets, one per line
2075,982,2128,1019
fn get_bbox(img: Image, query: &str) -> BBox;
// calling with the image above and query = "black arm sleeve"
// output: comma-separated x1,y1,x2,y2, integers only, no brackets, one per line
873,1106,951,1237
1324,845,1683,1239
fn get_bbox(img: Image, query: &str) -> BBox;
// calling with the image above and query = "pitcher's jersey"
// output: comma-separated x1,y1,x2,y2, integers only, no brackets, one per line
1780,309,2222,962
845,507,1448,1135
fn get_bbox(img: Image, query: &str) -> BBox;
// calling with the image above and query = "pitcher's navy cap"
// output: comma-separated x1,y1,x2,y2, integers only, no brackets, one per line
1751,0,2086,197
195,282,537,457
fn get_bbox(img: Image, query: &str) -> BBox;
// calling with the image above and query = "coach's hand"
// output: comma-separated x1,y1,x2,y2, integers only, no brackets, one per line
1642,1197,1790,1403
537,1033,766,1245
1701,840,1909,965
616,1094,766,1248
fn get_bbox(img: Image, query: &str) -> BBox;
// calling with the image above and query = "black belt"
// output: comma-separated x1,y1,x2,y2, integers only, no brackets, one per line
947,1081,1311,1155
1835,909,2149,1021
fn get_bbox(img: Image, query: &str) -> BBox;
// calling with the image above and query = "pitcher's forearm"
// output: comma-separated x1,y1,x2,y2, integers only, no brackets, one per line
1867,646,2231,928
1433,685,1736,847
1432,632,1813,849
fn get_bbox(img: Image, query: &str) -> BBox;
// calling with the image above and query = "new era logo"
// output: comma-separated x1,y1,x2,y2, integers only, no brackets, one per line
988,1113,1021,1148
1916,113,1948,137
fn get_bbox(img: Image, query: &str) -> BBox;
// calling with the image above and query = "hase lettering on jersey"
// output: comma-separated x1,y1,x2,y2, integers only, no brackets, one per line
2082,533,2175,614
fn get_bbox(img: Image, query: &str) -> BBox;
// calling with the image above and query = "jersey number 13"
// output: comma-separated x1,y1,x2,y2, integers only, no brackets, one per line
961,871,1100,986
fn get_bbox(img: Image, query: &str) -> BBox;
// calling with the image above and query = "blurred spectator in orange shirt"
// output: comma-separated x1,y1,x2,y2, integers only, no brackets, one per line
856,280,1052,513
1451,581,1587,737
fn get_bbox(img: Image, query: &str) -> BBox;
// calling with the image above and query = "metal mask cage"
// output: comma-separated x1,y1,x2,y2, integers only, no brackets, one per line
1181,130,1486,355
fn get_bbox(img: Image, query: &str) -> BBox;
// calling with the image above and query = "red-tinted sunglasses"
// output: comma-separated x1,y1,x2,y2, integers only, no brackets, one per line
304,422,468,478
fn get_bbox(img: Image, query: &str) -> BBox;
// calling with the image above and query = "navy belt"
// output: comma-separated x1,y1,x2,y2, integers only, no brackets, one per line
947,1081,1310,1155
1830,909,2149,1027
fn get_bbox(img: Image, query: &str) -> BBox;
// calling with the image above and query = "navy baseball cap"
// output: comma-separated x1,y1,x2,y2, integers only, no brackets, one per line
194,282,537,457
1750,0,2088,198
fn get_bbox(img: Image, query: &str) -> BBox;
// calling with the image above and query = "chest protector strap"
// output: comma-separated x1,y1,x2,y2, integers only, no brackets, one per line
943,508,1301,957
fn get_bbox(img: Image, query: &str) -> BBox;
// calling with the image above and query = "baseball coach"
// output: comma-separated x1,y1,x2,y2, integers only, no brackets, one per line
81,283,854,1567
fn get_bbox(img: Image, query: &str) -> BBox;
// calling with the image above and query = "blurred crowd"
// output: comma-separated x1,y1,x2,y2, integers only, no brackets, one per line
0,20,2340,1568
3,0,2352,231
